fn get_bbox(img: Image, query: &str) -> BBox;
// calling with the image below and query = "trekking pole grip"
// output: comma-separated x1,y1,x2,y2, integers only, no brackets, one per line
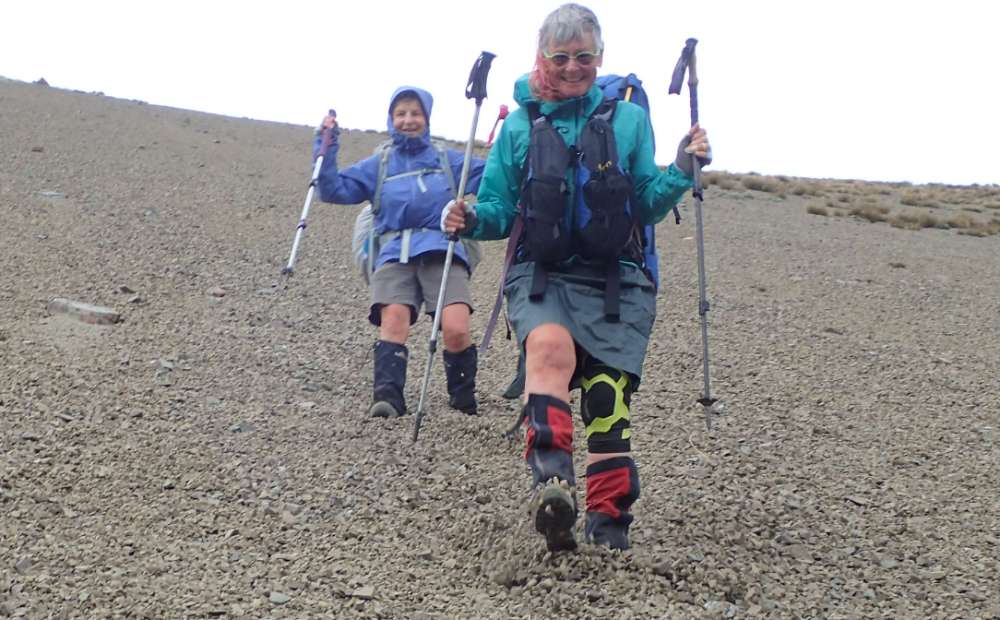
668,38,699,126
455,51,497,200
466,51,497,105
317,108,337,158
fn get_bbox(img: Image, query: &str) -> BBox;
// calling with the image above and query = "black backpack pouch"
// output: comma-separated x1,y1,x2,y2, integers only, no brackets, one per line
577,113,634,260
522,115,574,264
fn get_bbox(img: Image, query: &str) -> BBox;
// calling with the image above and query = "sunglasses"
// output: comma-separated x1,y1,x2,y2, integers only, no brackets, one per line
542,49,600,67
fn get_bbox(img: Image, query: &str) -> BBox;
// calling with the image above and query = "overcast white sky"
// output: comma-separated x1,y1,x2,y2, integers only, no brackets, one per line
3,1,997,185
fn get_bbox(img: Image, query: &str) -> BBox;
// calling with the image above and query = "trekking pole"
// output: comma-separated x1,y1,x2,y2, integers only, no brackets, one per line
282,109,337,275
669,39,721,431
413,51,496,442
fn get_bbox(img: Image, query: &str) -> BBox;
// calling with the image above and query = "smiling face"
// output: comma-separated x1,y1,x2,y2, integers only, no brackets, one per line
540,35,603,100
391,97,427,137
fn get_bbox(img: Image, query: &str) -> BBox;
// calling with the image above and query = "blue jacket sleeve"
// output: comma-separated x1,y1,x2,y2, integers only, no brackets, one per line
446,150,487,196
311,130,376,205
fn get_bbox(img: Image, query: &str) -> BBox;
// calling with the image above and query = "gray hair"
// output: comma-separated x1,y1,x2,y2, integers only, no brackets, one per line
537,3,604,54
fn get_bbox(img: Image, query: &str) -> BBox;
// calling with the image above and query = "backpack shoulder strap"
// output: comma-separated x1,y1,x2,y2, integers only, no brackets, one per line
431,139,458,196
591,97,617,123
372,141,393,216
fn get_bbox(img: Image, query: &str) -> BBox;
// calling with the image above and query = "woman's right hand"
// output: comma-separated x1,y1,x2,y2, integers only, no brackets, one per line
441,199,476,235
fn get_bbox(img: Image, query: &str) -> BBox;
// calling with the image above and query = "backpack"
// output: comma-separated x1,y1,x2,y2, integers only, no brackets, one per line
351,140,482,284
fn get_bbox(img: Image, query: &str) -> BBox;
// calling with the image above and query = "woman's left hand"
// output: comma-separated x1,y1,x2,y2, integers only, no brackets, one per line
674,123,712,176
684,124,711,161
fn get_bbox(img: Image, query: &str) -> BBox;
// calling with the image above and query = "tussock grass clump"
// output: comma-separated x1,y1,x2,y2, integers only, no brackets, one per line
947,213,974,229
900,190,940,209
851,205,890,223
702,171,740,190
790,182,824,197
891,211,942,230
957,219,1000,236
740,174,785,194
806,204,829,216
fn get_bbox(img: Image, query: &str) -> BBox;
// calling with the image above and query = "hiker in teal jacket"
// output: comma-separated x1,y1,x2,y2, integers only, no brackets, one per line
443,2,711,552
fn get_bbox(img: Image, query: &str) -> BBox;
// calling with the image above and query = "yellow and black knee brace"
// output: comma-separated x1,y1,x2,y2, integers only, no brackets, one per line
580,364,632,453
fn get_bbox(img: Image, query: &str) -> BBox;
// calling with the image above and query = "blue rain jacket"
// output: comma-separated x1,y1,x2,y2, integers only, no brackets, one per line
313,86,485,270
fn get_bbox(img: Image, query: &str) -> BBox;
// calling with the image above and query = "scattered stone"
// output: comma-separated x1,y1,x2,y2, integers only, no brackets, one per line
46,298,121,325
786,544,814,563
14,557,32,575
350,586,374,600
269,592,290,605
845,495,870,506
207,286,227,298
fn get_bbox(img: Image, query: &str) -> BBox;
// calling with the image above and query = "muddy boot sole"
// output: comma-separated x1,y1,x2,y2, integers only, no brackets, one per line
532,479,578,552
369,401,404,418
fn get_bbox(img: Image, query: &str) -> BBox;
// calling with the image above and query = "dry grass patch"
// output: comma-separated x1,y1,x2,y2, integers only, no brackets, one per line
891,211,943,230
806,204,829,216
702,171,740,191
790,182,824,197
851,204,891,223
740,174,785,195
900,189,941,209
956,218,1000,237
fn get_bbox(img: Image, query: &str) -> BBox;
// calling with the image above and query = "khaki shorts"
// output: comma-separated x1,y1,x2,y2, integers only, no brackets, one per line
369,253,473,325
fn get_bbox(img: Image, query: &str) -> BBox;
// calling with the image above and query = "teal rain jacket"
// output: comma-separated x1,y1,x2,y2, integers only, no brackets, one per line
468,75,692,247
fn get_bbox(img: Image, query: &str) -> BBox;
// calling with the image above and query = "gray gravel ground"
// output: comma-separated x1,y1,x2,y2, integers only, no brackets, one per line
2,77,998,618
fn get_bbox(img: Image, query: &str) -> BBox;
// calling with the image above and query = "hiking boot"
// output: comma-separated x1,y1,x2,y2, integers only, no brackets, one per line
369,401,405,418
530,478,578,552
443,345,477,415
584,511,631,550
372,340,408,417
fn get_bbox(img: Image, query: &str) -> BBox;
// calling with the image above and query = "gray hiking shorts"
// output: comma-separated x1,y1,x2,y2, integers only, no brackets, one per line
369,252,473,325
504,260,656,384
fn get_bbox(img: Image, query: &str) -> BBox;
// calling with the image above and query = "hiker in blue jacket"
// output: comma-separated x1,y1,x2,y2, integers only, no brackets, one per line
443,3,711,551
314,86,486,418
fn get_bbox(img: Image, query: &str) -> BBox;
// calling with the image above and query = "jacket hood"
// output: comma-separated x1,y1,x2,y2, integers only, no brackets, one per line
387,86,433,150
